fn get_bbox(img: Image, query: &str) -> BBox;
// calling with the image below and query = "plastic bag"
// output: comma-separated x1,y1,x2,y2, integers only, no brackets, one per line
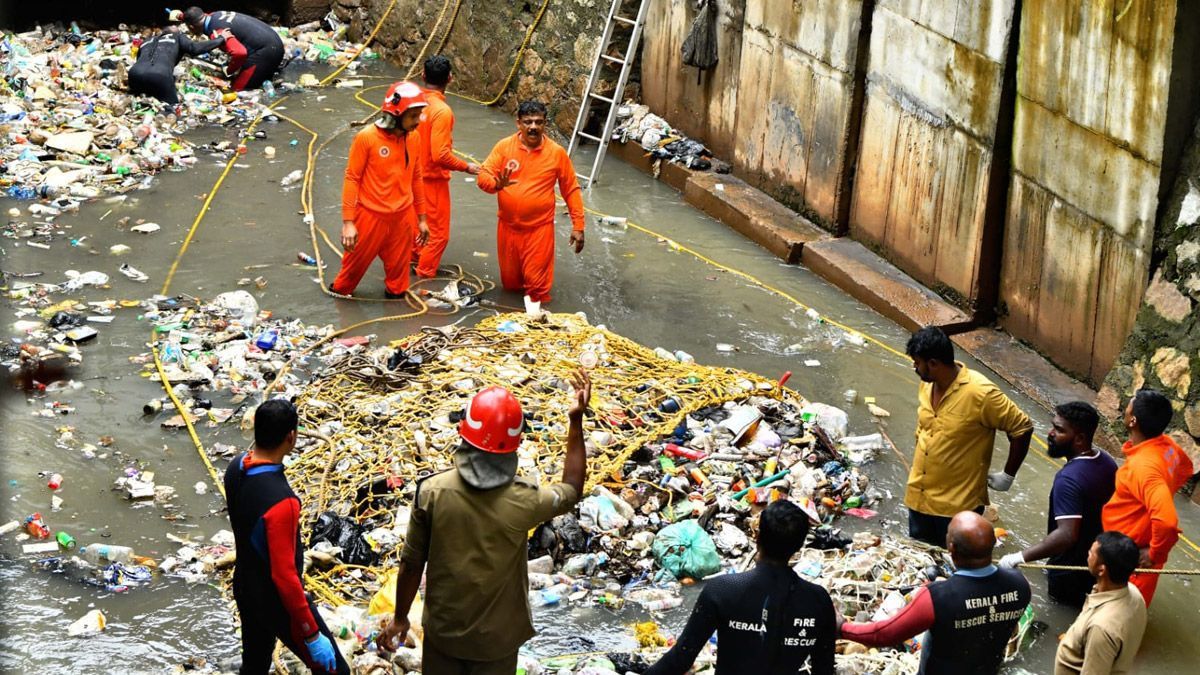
368,567,398,617
309,511,379,566
578,488,633,533
651,520,721,580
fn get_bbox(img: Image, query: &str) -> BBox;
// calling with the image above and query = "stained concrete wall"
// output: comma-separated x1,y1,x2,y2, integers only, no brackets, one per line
849,0,1016,313
1099,114,1200,468
642,0,867,226
1000,1,1181,384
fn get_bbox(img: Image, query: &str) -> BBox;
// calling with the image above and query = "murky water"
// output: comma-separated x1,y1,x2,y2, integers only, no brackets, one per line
2,60,1197,673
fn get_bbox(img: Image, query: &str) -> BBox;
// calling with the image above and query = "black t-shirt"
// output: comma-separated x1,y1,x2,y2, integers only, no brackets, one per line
1046,451,1118,574
646,563,836,675
924,567,1031,675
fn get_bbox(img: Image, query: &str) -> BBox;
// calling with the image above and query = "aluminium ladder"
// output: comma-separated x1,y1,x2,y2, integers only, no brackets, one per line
567,0,650,188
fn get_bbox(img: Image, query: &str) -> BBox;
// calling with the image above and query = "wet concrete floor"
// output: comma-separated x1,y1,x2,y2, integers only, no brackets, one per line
1,61,1197,673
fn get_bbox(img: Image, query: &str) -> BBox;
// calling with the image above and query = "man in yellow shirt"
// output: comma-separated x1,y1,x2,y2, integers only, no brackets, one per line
904,327,1033,546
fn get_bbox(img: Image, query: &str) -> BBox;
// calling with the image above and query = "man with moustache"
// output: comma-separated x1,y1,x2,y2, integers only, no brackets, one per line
903,326,1034,546
999,401,1117,607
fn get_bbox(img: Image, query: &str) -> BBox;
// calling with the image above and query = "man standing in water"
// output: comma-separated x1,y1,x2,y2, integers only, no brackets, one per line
1101,388,1194,605
413,55,481,278
225,400,348,674
903,326,1033,546
330,82,429,298
377,370,592,673
476,101,585,305
999,401,1117,607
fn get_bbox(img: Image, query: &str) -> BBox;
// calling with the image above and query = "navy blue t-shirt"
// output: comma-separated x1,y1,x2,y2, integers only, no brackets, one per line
1046,450,1118,574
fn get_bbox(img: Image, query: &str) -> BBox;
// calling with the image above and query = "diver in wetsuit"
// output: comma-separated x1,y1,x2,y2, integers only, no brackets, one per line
225,400,349,674
183,6,285,91
128,28,225,105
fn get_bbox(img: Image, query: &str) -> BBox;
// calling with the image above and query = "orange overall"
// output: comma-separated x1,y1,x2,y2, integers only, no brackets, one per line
1101,435,1194,605
476,134,584,303
333,125,425,296
414,89,470,278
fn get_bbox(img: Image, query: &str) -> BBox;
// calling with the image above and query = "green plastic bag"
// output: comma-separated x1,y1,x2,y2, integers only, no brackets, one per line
652,520,721,580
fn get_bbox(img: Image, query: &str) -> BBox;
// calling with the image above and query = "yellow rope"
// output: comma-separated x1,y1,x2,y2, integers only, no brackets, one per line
403,0,460,81
445,0,551,106
1016,562,1200,576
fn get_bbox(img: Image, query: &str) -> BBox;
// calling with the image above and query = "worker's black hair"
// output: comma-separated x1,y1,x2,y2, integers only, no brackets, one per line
183,7,206,29
1054,400,1100,441
1131,388,1173,438
758,500,810,561
1095,531,1139,584
424,55,452,87
255,398,298,450
517,100,548,119
905,326,955,365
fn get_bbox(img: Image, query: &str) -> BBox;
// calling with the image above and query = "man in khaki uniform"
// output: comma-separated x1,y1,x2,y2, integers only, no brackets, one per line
378,370,592,673
1054,531,1147,675
904,326,1034,546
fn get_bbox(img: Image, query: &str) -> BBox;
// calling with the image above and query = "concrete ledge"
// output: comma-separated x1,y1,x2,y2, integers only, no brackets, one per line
801,239,973,333
952,328,1098,411
607,141,693,192
683,173,830,264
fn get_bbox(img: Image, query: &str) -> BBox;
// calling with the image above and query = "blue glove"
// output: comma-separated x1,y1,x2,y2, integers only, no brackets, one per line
304,632,337,673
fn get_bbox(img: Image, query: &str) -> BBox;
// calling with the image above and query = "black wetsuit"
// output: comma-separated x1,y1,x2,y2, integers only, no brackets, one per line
202,10,285,90
646,563,837,674
128,32,224,105
225,452,349,674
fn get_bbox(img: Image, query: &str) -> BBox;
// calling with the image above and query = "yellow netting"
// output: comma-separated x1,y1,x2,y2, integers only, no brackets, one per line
287,311,803,605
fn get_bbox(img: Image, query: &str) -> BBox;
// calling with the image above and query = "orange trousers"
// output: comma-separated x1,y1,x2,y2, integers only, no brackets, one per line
497,220,555,303
1131,563,1163,606
414,179,450,278
331,206,414,296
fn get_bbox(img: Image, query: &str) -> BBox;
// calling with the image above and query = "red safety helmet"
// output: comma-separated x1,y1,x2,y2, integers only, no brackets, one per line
459,386,524,454
381,81,427,116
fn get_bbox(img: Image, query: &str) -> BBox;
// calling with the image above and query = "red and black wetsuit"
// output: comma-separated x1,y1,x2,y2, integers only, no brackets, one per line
201,10,284,91
225,452,348,674
129,31,225,105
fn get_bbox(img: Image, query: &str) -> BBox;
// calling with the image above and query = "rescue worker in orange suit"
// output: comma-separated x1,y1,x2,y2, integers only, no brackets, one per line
181,6,284,91
376,370,592,672
476,101,585,304
1101,388,1195,606
413,55,481,278
331,82,430,298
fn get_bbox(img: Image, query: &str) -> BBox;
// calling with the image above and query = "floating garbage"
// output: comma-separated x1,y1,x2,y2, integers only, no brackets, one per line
67,609,106,637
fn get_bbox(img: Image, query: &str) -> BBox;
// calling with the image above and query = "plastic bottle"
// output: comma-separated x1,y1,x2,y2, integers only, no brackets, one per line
254,329,279,351
7,185,36,200
79,544,134,564
641,596,683,611
56,531,76,549
528,588,561,608
297,251,318,266
262,80,275,98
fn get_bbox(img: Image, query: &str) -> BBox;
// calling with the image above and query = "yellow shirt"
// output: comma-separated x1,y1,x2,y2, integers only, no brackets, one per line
905,362,1033,516
1054,584,1146,675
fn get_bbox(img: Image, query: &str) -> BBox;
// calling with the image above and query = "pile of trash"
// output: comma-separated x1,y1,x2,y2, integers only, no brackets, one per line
611,102,728,173
0,16,373,205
